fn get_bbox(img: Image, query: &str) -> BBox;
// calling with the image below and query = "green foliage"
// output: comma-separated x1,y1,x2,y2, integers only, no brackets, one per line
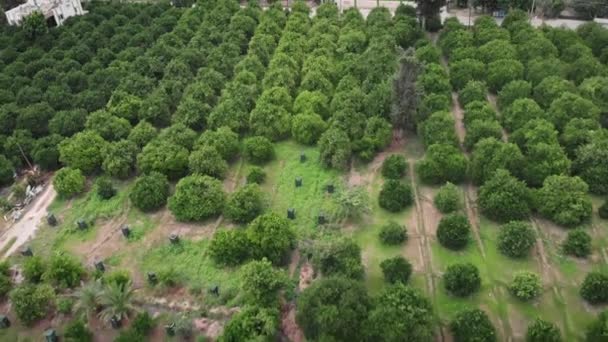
59,131,107,174
536,175,593,226
225,184,266,224
0,273,11,298
10,284,55,325
573,135,608,195
503,98,544,132
241,259,286,307
249,87,292,141
246,167,266,184
497,80,532,110
43,252,85,289
464,119,503,151
312,236,364,279
128,121,157,148
137,140,189,180
85,111,132,141
104,270,131,288
450,59,485,90
580,272,608,304
57,297,74,315
379,179,413,212
318,127,351,170
168,175,225,221
364,283,434,341
586,311,608,341
0,155,14,187
53,167,86,198
416,144,468,184
547,92,600,131
188,146,228,179
64,319,93,342
129,172,169,212
220,306,279,342
297,277,371,342
497,221,535,258
380,256,412,284
23,255,46,283
533,76,576,109
95,176,115,200
195,127,239,161
381,154,407,179
209,228,251,266
379,221,407,245
444,262,481,297
526,318,562,342
437,213,470,250
247,213,296,266
418,111,459,148
478,169,531,222
332,186,371,221
562,228,592,258
434,182,461,213
243,136,275,165
23,12,47,40
101,140,138,179
291,112,327,145
450,309,496,342
486,59,524,92
509,271,542,301
458,81,488,107
470,138,524,185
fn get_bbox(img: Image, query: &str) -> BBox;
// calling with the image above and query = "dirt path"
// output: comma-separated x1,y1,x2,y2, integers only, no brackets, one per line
0,183,56,258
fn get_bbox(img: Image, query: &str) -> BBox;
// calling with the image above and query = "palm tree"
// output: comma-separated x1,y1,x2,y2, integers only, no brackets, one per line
98,280,137,322
73,280,103,320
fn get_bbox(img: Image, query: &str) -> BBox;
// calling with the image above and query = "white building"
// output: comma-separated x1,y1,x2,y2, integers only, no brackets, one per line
5,0,86,26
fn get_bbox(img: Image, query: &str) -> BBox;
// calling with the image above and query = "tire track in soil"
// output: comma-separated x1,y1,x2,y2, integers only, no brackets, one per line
408,161,445,341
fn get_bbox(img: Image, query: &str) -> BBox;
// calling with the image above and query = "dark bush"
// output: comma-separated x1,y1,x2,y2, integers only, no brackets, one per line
598,200,608,219
243,136,275,164
129,172,169,212
580,272,608,304
64,319,93,342
450,309,496,342
380,256,412,284
95,176,115,200
526,318,562,342
497,221,535,258
381,154,407,179
246,166,266,184
437,214,470,250
225,184,266,224
379,221,407,245
378,180,412,212
434,182,461,213
509,271,542,301
587,311,608,341
562,228,592,258
209,229,251,266
444,262,481,297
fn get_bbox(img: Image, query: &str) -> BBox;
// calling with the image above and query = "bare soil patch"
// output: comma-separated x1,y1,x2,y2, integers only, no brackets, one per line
281,302,305,342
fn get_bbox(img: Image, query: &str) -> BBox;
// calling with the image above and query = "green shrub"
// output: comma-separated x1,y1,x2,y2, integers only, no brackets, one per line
378,180,412,212
450,309,496,342
380,256,412,284
225,184,266,224
64,319,93,342
56,297,74,314
168,175,225,221
131,311,155,335
509,271,542,301
587,311,608,341
10,284,55,325
53,167,86,198
437,214,470,250
378,221,407,245
444,262,481,297
129,172,170,212
188,146,228,179
526,318,562,342
95,176,115,200
104,269,131,288
497,221,535,258
562,228,592,258
243,136,275,164
581,272,608,304
458,80,488,107
434,182,461,213
42,252,84,289
23,255,46,283
209,229,251,266
0,274,11,298
381,155,407,179
247,167,266,184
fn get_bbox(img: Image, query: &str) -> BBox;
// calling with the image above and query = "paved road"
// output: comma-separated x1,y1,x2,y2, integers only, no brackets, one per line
0,184,56,258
